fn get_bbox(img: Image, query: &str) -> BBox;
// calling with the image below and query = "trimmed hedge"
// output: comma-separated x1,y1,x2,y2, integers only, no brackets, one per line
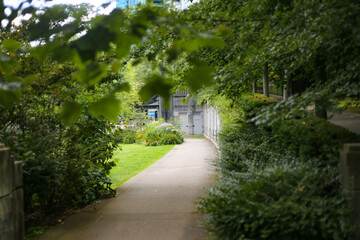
259,115,360,164
198,94,359,240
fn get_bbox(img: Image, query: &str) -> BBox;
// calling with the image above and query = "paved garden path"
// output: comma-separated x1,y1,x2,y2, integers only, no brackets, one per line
329,111,360,135
269,94,360,135
37,138,217,240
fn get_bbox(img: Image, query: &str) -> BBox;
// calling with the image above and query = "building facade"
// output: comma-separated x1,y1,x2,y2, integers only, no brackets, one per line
116,0,146,9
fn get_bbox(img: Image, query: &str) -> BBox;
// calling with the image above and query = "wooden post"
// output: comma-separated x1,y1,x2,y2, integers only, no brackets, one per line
0,143,24,240
263,63,269,97
340,143,360,240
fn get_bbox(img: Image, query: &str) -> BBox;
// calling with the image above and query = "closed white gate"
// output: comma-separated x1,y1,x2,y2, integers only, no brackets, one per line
179,113,189,135
193,112,203,135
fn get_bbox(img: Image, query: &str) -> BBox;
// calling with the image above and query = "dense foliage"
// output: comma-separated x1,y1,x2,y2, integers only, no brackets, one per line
119,118,184,146
181,0,360,116
1,0,359,237
0,5,128,229
0,43,123,229
198,96,360,239
142,120,184,146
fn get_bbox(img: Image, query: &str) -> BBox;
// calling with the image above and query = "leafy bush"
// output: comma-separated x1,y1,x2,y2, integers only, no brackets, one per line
123,134,137,144
0,53,121,227
259,115,360,164
219,125,289,173
122,127,138,144
116,113,152,144
143,121,184,146
239,94,277,119
198,94,357,239
1,109,119,216
198,162,351,240
159,133,183,145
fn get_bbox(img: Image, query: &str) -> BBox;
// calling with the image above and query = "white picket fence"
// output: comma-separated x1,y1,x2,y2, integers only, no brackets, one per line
203,105,221,149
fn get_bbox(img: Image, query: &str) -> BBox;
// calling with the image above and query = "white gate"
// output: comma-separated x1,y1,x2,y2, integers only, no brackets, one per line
193,112,203,135
179,113,190,135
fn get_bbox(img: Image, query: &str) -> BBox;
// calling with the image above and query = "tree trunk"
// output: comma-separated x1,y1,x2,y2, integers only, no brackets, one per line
252,80,257,93
187,96,196,135
263,62,269,97
314,54,327,119
283,70,291,100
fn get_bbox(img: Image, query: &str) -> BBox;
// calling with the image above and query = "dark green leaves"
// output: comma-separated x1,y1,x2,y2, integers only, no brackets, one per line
2,39,22,51
174,35,225,53
184,61,214,92
70,26,116,61
139,74,174,108
89,94,121,122
72,62,107,88
60,102,82,125
0,89,21,108
115,33,140,59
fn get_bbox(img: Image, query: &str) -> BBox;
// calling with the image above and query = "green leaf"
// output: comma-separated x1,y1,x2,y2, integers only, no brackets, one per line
2,39,22,51
88,95,121,122
110,59,123,72
32,41,62,62
184,62,214,92
24,74,38,85
27,15,52,41
174,36,225,53
70,25,116,61
0,54,17,74
3,74,22,83
115,33,140,59
139,74,174,108
0,89,21,108
60,102,82,125
113,82,131,93
215,25,233,37
180,97,188,104
52,45,77,63
72,62,108,88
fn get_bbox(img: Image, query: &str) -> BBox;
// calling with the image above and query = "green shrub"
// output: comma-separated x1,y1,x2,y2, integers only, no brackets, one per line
239,94,277,119
219,124,290,173
198,114,355,239
1,114,119,216
159,133,182,145
198,163,351,240
143,121,184,146
259,115,360,164
123,133,137,144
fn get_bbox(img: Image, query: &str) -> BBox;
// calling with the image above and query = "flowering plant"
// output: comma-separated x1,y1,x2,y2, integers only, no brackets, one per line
142,120,184,146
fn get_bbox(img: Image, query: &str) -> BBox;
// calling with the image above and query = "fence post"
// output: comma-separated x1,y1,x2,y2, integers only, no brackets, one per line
340,143,360,239
0,143,24,240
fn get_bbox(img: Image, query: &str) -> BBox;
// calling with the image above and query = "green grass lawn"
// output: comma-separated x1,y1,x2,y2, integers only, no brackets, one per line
184,135,205,139
109,144,175,188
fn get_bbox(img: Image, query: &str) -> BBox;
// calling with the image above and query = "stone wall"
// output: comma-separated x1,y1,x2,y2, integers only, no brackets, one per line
340,143,360,240
0,143,24,240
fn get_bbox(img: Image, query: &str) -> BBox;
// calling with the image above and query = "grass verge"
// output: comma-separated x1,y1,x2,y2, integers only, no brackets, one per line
109,143,175,187
339,99,360,114
184,135,205,139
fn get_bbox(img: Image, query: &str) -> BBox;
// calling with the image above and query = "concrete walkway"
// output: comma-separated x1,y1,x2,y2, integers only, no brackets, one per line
329,111,360,135
37,138,217,240
268,94,360,135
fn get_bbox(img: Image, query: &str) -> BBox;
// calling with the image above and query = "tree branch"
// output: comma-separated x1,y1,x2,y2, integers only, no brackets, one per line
183,18,270,23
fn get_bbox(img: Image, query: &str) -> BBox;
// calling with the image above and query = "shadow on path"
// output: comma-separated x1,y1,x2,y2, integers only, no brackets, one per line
37,138,217,240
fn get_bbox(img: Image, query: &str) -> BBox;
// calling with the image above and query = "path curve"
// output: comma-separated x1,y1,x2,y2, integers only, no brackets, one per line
37,138,217,240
